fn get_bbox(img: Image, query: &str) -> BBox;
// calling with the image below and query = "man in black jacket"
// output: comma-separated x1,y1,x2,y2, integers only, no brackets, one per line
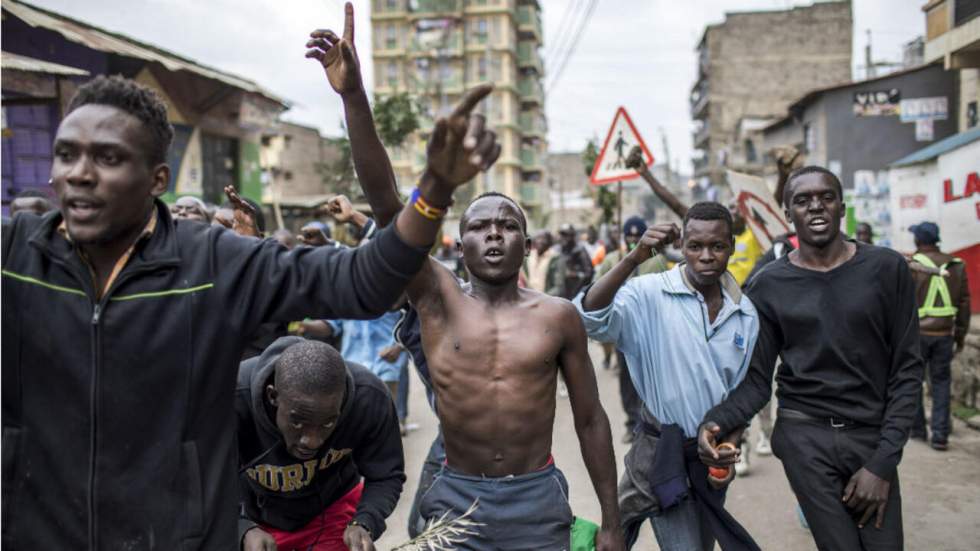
698,166,923,550
1,40,498,549
238,337,403,551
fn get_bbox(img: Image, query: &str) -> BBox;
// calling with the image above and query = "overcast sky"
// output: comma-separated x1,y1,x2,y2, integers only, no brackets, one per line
28,0,924,174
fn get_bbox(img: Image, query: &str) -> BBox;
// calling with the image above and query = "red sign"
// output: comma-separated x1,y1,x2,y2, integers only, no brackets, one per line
589,106,655,185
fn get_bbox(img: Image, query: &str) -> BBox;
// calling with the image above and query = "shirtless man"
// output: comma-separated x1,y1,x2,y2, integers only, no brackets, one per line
307,6,623,548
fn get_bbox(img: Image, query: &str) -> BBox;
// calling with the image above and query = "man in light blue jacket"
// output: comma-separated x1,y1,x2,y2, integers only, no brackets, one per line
574,202,760,551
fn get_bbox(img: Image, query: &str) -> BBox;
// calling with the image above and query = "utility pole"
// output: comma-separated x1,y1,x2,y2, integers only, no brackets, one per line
865,29,874,80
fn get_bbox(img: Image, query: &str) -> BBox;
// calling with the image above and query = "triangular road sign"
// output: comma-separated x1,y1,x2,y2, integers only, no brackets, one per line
590,106,655,185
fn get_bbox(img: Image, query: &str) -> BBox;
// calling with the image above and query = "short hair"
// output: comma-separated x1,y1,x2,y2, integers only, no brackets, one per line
459,191,527,234
67,75,174,166
274,340,347,397
782,165,843,208
683,201,733,239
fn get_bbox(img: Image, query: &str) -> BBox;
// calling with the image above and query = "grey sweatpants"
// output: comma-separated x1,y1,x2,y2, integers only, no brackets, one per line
418,462,573,550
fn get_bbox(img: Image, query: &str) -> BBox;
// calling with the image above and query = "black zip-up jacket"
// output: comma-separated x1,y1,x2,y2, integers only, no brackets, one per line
1,201,427,550
236,336,404,543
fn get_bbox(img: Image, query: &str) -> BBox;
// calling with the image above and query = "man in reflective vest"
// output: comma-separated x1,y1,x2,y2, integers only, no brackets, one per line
907,222,972,451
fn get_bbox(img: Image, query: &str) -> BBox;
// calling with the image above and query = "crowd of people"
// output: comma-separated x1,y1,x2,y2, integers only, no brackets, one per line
2,4,973,551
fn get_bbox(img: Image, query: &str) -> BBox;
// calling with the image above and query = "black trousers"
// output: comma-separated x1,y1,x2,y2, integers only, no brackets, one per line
618,351,642,431
772,416,903,551
912,334,954,443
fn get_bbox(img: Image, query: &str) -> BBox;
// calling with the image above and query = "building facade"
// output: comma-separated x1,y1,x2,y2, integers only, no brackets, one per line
370,0,547,227
761,63,959,247
1,0,287,212
691,1,852,187
923,0,980,132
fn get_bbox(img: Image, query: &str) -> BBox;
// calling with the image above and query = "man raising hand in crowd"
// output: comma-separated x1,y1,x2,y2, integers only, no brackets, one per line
309,5,623,548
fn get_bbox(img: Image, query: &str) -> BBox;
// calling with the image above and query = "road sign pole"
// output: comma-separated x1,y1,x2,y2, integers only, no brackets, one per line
617,181,623,245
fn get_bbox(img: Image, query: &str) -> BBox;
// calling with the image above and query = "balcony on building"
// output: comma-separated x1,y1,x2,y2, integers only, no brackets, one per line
691,155,709,176
923,0,980,68
693,122,710,149
518,75,543,105
371,0,407,20
520,146,543,173
408,31,464,57
517,40,543,73
516,4,543,42
407,0,464,19
465,0,516,13
519,111,546,139
690,80,709,120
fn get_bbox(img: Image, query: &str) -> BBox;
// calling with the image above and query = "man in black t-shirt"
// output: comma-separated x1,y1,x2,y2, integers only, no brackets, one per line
697,166,923,550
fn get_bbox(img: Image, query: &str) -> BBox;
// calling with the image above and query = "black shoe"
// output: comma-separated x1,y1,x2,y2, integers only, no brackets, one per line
931,440,948,451
909,431,928,442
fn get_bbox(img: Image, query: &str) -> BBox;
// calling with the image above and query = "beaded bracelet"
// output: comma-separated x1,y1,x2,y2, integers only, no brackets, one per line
409,187,449,221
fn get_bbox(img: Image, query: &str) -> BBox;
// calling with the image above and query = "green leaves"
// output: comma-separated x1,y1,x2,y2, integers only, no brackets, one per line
373,92,421,148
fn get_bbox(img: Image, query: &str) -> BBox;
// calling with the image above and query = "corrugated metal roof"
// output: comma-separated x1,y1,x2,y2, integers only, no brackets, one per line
1,50,90,76
3,0,288,107
890,126,980,167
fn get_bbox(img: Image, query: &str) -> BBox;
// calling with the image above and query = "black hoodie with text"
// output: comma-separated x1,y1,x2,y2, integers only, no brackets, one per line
236,336,405,543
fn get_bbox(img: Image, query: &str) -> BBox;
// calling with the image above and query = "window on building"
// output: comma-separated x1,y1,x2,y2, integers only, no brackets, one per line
744,139,757,163
478,56,488,80
803,123,816,153
490,15,501,43
416,58,431,80
387,61,398,88
472,18,487,43
386,0,398,9
490,56,502,81
386,24,398,49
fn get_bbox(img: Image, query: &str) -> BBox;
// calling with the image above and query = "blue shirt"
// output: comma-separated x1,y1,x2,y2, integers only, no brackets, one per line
328,311,408,382
573,265,759,437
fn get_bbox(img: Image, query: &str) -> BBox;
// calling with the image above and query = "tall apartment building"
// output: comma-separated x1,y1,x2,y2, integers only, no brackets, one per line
691,1,852,186
371,0,547,228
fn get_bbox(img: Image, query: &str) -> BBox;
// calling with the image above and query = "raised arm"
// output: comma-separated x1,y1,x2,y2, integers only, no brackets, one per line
581,224,678,311
307,2,402,227
772,146,802,206
558,304,624,551
625,146,687,218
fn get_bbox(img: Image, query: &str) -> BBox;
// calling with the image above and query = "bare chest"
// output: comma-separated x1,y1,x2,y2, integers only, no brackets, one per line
423,302,563,385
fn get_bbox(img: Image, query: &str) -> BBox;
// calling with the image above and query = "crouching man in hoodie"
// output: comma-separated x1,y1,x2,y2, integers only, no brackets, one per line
236,336,405,551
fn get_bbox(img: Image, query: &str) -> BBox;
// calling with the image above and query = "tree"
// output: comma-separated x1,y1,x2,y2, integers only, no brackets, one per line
373,92,420,147
582,139,616,225
316,121,359,199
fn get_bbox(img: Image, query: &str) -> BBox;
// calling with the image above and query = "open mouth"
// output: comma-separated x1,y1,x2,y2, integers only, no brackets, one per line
484,247,504,262
66,198,104,222
807,217,830,232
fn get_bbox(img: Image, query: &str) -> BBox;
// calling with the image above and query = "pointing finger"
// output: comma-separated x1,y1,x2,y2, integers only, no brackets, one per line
344,2,355,43
339,40,357,65
483,143,502,171
464,114,487,151
470,128,495,167
429,118,449,154
451,84,493,119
